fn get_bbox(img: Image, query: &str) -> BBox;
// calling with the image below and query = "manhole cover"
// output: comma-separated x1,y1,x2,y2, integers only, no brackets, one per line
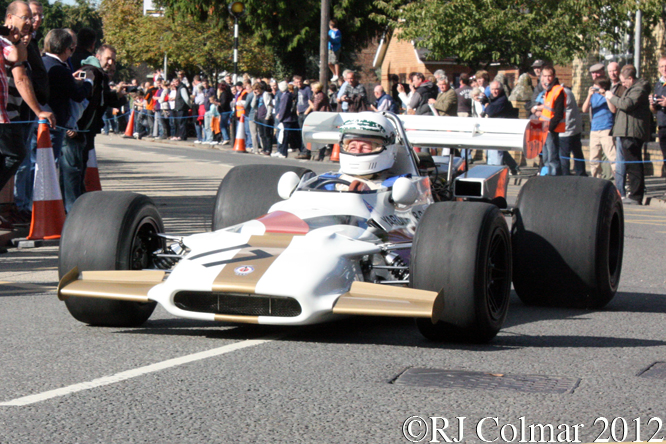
393,368,580,394
638,362,666,379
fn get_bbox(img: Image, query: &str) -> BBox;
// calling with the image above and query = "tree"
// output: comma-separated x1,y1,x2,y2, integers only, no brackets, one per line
99,0,273,80
157,0,385,77
372,0,665,70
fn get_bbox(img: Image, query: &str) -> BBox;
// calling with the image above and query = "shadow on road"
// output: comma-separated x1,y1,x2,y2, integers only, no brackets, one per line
110,291,666,350
96,158,220,234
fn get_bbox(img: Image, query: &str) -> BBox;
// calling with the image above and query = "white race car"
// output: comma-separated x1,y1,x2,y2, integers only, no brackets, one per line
57,112,624,342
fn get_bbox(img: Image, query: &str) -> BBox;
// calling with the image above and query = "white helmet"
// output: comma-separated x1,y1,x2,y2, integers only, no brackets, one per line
338,112,397,176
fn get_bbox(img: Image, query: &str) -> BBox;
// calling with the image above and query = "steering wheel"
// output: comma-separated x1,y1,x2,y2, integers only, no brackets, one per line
314,178,352,189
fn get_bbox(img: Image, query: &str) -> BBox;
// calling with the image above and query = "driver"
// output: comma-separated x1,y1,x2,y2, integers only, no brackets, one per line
335,113,398,191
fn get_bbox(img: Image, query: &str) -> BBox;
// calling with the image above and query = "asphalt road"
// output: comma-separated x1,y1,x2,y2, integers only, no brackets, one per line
1,136,665,444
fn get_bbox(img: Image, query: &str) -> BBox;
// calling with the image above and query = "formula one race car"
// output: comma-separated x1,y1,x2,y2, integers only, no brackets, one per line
57,112,624,342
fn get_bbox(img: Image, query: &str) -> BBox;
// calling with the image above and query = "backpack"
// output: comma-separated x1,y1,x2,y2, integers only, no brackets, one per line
256,96,267,120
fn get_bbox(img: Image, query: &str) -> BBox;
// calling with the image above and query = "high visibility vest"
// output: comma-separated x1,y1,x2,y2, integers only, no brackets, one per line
539,84,566,133
236,90,248,118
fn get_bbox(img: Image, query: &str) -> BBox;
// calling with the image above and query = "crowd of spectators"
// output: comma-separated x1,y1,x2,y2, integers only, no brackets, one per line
0,0,129,228
108,57,659,206
0,0,657,230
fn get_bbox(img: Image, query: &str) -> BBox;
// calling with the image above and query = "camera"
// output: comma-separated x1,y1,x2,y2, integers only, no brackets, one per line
592,86,600,91
125,85,139,93
75,72,86,80
0,26,10,36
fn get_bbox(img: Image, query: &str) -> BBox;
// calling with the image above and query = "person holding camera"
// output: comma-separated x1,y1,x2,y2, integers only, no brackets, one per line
650,56,666,190
605,64,651,205
582,76,616,179
60,44,126,212
42,28,92,160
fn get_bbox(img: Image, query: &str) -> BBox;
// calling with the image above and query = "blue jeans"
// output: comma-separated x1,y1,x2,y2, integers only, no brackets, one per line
195,121,204,142
152,110,167,138
14,121,38,212
50,128,65,163
559,133,587,176
169,113,176,137
487,150,502,166
615,136,626,197
244,117,252,148
203,112,217,142
542,132,562,175
60,133,87,213
487,150,518,172
219,112,230,141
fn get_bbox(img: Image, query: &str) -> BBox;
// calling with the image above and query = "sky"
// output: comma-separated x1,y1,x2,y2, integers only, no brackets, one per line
49,0,83,5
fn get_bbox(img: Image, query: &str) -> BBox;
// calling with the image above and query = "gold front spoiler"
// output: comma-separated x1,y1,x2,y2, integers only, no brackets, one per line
57,267,166,302
333,282,444,324
58,268,444,324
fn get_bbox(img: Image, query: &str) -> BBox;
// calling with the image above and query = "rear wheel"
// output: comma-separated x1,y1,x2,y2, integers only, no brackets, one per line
212,164,313,230
59,192,164,326
512,176,624,308
411,202,511,342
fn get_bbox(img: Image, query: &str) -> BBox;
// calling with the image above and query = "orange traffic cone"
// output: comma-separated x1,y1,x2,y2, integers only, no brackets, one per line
27,122,66,240
330,143,340,162
233,114,246,152
84,148,102,192
123,109,135,138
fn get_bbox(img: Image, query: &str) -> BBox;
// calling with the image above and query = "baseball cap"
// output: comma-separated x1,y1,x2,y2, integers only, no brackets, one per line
531,60,545,68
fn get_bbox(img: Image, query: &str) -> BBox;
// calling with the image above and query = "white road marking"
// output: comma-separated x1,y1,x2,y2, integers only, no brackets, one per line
0,337,275,406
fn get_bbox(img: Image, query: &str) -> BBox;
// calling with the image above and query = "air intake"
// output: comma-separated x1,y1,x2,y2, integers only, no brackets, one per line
174,291,301,317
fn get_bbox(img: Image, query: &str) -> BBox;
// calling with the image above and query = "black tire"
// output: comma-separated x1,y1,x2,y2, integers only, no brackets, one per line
212,164,313,230
411,202,512,343
59,192,165,326
512,176,624,308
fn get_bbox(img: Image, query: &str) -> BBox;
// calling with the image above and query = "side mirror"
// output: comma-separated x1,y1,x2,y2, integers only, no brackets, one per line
277,171,301,200
391,177,418,205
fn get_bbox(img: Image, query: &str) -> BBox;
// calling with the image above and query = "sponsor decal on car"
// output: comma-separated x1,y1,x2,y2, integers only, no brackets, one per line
234,265,255,276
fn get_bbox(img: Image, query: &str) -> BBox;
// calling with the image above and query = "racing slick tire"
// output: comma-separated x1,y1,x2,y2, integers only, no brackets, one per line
59,192,164,326
212,164,313,230
512,176,623,308
411,202,511,343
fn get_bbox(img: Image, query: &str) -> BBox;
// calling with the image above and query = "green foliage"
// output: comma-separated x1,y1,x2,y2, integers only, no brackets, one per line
100,0,274,79
158,0,384,77
373,0,664,69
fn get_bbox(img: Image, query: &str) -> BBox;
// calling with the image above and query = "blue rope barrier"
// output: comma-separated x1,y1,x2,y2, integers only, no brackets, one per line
559,155,665,164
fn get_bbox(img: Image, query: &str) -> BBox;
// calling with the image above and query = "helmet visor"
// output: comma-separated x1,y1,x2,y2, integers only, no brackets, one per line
341,135,386,156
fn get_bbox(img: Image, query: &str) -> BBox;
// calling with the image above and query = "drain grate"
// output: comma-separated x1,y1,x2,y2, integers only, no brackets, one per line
393,368,580,394
637,362,666,379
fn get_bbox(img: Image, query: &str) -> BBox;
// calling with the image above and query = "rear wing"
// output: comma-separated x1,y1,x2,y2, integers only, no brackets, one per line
302,112,546,160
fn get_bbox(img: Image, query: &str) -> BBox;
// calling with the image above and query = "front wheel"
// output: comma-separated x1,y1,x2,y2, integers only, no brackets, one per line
58,192,164,326
410,202,511,342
